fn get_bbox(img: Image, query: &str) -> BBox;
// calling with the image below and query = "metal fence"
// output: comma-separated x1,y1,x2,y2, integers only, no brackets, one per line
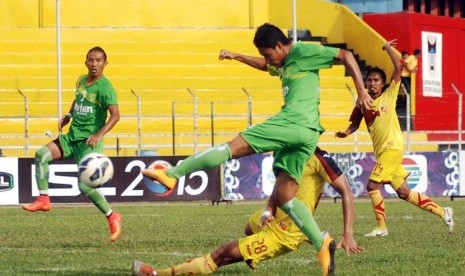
0,86,463,158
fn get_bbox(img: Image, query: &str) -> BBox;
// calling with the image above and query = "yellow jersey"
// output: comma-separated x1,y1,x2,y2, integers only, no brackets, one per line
349,81,403,158
401,55,418,77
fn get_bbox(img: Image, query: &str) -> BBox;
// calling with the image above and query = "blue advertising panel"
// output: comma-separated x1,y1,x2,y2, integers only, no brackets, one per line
223,151,462,200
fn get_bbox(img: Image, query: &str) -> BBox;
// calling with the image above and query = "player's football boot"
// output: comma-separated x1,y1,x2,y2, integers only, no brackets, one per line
364,227,388,237
443,207,454,233
317,231,336,276
132,260,156,276
22,195,51,212
108,212,122,242
141,168,177,190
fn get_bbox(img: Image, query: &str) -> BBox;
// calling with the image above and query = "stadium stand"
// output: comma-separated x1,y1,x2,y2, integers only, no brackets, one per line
0,1,437,157
1,27,366,156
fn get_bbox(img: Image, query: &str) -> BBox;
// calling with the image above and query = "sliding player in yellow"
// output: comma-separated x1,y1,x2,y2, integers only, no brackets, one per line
336,39,454,237
132,147,364,276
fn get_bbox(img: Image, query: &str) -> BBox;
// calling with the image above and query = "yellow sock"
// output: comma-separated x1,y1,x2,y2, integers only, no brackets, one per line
407,191,444,218
157,254,218,276
368,190,387,229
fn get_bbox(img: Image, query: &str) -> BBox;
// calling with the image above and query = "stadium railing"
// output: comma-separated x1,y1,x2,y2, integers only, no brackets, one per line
2,87,463,158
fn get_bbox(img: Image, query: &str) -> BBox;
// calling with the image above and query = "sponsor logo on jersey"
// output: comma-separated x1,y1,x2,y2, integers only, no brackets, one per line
74,102,94,115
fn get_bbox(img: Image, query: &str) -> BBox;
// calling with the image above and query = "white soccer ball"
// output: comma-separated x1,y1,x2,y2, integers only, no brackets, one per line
78,153,114,188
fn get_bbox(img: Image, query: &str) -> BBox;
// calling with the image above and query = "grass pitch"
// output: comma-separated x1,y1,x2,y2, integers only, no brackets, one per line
0,198,463,275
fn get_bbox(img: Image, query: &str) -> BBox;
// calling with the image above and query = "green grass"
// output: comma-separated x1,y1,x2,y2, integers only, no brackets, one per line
0,198,463,275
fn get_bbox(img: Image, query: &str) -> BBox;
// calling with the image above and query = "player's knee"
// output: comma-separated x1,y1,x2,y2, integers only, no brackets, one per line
35,147,44,162
366,180,381,192
35,146,50,163
393,177,410,199
396,186,410,200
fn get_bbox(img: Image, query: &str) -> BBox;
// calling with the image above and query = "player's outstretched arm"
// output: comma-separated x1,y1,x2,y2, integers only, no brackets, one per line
336,49,372,111
219,49,268,71
335,122,359,138
330,175,365,255
382,39,402,83
259,190,278,227
335,106,363,138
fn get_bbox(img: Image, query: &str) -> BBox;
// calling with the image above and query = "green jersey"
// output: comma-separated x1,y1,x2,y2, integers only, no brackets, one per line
68,74,118,141
267,42,338,132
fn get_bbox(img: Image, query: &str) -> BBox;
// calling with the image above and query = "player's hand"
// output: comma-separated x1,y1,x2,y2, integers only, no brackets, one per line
337,236,365,256
58,113,71,131
259,210,274,227
356,92,372,111
219,49,236,60
335,131,347,138
86,134,102,148
382,39,398,51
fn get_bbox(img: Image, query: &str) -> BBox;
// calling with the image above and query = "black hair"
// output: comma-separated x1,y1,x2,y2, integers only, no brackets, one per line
366,66,386,83
253,23,291,49
413,49,421,55
87,46,107,61
401,51,408,56
366,66,387,89
366,66,391,91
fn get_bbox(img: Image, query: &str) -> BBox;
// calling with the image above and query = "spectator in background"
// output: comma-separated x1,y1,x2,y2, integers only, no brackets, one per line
400,51,408,66
400,49,421,95
399,50,408,92
396,51,410,129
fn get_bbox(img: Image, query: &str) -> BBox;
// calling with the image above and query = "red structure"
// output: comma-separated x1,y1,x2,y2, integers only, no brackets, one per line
404,0,465,18
363,12,465,134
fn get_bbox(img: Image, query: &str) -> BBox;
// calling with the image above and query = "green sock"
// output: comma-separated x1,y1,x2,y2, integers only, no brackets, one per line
35,146,54,193
280,198,324,251
168,144,232,179
79,182,111,215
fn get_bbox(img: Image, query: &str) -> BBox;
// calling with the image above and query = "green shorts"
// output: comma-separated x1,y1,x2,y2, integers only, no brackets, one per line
241,115,319,183
58,133,104,163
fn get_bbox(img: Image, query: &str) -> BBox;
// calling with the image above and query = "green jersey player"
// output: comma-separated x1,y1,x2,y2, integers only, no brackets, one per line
142,23,371,275
22,47,122,243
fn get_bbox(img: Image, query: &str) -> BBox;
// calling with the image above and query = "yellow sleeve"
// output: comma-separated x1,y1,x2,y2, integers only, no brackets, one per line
406,55,416,71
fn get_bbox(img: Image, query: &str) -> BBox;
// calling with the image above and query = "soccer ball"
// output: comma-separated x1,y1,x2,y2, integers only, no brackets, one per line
78,153,114,188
